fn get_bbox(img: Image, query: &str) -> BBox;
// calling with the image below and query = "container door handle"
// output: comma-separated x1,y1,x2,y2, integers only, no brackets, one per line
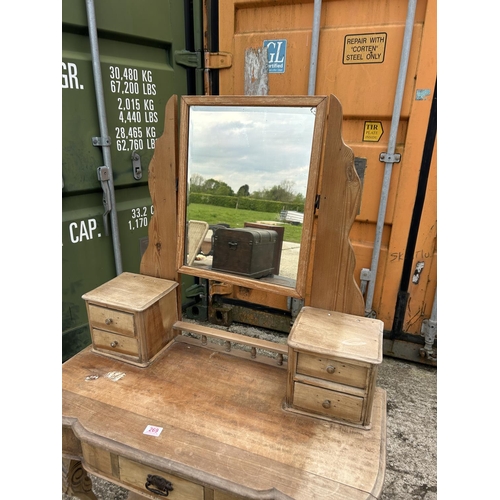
132,151,142,180
97,166,111,236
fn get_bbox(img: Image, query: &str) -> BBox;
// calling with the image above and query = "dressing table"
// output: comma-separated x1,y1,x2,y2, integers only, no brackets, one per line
62,94,386,499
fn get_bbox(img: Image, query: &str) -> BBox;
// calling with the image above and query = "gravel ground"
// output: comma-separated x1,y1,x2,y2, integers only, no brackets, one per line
62,339,437,500
377,356,437,499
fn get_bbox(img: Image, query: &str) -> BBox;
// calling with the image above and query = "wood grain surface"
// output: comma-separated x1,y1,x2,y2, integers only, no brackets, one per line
63,344,386,499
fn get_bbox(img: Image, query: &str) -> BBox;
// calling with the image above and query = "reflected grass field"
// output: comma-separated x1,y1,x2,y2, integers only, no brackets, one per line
186,203,303,243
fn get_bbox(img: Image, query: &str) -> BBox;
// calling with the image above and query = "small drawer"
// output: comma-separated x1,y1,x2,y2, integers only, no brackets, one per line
296,352,368,389
88,304,135,337
92,329,139,357
293,382,363,423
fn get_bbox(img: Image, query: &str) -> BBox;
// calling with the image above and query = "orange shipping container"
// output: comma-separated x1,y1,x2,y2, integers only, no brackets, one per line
212,0,437,364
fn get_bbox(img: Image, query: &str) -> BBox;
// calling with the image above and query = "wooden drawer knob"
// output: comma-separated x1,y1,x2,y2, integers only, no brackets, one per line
322,400,331,409
105,318,113,325
110,341,118,348
326,365,336,374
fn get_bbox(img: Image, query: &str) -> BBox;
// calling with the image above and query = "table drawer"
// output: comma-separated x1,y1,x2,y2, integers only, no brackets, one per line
293,382,364,423
92,329,139,357
88,304,135,337
296,352,368,389
119,456,204,500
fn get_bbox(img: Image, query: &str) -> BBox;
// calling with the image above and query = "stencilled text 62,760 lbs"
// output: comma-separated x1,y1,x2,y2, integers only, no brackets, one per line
110,66,159,151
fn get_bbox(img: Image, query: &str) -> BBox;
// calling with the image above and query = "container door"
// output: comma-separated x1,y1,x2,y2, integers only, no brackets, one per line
215,0,437,364
62,0,197,361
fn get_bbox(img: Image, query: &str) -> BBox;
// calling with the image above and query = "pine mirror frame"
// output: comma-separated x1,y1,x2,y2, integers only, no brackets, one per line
176,95,328,300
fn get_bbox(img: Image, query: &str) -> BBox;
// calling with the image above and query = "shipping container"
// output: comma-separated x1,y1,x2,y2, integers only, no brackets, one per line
212,0,437,365
62,0,197,360
62,0,436,366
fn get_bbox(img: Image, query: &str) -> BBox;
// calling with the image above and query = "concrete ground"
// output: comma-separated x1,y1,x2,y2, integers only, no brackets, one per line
62,352,436,500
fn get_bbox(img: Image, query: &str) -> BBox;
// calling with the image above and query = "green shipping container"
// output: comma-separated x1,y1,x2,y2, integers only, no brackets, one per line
62,0,200,361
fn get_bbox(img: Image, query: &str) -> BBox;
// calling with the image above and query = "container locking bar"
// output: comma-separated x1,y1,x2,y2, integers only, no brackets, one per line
97,166,111,236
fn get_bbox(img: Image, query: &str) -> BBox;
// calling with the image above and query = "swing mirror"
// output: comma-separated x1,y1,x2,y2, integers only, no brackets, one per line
176,95,328,299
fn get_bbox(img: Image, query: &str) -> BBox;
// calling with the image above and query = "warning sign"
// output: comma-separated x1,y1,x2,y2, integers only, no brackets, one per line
343,33,387,65
363,121,384,142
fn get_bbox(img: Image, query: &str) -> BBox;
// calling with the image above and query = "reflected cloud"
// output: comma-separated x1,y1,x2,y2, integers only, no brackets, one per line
188,106,316,196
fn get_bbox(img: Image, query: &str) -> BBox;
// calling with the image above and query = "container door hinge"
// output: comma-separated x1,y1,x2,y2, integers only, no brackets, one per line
131,151,142,180
379,152,401,163
174,50,232,70
97,166,111,236
204,51,232,69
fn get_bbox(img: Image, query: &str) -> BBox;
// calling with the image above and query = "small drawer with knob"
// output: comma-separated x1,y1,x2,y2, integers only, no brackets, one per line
296,352,368,389
83,272,179,367
293,381,364,423
285,307,383,428
91,328,139,358
87,304,135,337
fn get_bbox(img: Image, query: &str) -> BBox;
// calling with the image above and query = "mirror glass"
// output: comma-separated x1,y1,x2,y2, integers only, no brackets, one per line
177,96,327,298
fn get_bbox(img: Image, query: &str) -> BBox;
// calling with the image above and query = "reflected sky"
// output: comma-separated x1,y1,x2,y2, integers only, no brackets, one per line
188,106,316,196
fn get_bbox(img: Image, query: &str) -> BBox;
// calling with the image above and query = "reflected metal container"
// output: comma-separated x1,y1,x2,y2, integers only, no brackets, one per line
212,228,278,279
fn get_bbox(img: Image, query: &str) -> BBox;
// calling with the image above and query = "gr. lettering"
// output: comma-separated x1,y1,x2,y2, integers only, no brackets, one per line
62,62,84,90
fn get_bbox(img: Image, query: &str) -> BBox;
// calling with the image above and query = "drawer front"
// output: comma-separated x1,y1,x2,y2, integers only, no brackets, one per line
296,352,368,389
88,304,135,337
119,456,204,500
92,329,139,357
293,382,364,423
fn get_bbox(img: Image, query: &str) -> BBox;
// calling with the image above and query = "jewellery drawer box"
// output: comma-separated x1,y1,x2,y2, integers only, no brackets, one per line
285,306,383,428
82,272,179,367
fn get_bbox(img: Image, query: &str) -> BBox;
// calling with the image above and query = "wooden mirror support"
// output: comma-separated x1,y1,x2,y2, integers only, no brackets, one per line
307,94,365,315
140,95,179,282
141,94,364,315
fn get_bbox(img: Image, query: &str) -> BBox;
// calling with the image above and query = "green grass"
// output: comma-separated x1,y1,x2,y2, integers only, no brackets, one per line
187,203,303,243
